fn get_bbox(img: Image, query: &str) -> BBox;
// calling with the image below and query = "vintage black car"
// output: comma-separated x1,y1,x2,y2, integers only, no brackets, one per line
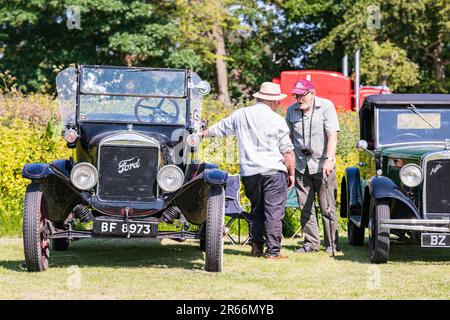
22,65,227,272
341,94,450,263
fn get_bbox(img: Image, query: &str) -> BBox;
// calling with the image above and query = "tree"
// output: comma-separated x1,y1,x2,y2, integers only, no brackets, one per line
175,0,242,104
1,0,447,96
0,0,180,93
174,0,295,102
302,0,449,92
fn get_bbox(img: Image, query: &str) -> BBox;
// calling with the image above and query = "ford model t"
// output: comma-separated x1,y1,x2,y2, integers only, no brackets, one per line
341,94,450,263
22,65,227,272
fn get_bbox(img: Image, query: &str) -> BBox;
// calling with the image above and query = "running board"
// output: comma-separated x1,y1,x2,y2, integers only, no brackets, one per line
49,230,200,240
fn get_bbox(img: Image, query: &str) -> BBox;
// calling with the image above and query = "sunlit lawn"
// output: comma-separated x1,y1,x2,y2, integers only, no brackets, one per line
0,235,449,299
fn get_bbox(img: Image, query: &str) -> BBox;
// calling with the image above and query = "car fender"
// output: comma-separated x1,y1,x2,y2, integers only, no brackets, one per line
22,160,89,223
49,159,73,179
369,176,420,219
343,167,363,217
169,166,227,225
22,163,53,180
22,160,73,181
203,168,228,186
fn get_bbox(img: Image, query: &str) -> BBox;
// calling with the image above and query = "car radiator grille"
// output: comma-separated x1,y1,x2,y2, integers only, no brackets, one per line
98,145,158,202
425,159,450,215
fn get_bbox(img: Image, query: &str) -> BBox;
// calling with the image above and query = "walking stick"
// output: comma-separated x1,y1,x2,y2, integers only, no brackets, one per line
323,175,335,257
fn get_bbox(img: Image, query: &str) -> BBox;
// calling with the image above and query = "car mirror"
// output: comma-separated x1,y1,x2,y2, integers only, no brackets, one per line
194,81,211,96
356,140,368,150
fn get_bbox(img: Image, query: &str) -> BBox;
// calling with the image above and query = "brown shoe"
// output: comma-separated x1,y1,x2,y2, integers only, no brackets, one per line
266,253,288,260
250,243,264,257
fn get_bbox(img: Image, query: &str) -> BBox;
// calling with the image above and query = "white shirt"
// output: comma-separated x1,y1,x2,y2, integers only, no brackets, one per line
207,102,294,177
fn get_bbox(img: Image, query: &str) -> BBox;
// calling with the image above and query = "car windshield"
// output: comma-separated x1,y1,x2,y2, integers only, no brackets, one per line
378,107,450,145
78,66,188,125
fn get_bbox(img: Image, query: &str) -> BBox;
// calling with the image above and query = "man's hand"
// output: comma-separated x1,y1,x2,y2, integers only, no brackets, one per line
322,158,334,176
287,174,295,189
323,131,338,176
197,129,209,137
283,150,295,188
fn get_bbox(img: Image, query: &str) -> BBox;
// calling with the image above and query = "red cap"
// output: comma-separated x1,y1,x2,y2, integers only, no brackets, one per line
292,79,315,94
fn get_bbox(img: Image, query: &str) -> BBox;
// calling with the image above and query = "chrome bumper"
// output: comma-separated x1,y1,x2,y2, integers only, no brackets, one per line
380,219,450,232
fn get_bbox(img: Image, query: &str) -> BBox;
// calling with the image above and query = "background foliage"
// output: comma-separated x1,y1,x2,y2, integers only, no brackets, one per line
0,91,359,236
0,92,70,235
0,0,447,98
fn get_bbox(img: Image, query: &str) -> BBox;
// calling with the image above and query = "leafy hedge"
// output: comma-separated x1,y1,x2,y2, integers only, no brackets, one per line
0,93,70,235
0,94,359,237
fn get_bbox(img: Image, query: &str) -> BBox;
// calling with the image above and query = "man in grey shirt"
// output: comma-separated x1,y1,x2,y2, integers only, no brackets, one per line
286,79,340,254
199,82,295,259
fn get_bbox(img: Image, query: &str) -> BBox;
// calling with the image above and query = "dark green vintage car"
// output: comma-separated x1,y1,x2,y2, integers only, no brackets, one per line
341,94,450,263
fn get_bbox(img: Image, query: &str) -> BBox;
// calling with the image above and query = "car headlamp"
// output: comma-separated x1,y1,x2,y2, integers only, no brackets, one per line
186,133,200,147
399,164,423,187
196,81,211,96
70,163,98,190
157,165,184,192
64,129,78,143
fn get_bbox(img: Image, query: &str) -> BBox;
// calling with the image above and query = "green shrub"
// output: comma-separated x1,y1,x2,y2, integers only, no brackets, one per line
0,93,70,236
335,111,360,230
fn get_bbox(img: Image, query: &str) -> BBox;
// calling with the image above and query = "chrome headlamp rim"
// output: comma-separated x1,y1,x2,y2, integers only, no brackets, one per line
399,163,423,187
70,162,98,190
186,133,200,147
64,128,79,143
157,164,184,193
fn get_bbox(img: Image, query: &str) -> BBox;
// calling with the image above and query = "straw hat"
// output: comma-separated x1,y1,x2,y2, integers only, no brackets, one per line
252,82,287,101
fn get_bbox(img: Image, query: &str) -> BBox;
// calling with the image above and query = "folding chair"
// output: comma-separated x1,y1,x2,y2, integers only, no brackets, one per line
224,174,251,245
283,187,302,239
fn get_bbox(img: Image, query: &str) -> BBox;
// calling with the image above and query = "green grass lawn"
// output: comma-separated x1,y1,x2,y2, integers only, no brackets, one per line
0,236,449,299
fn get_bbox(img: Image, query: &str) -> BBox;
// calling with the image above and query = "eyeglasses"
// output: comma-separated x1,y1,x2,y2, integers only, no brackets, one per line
293,92,310,99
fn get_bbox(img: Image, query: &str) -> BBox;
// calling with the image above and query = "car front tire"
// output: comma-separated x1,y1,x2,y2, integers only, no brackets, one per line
369,199,390,264
205,186,224,272
23,184,50,272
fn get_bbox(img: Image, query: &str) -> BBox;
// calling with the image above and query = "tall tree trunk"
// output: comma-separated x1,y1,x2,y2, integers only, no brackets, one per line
433,43,445,83
123,54,136,67
213,26,230,105
378,75,388,87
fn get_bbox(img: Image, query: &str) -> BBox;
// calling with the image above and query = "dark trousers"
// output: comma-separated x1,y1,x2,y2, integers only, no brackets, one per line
295,168,339,250
242,171,287,256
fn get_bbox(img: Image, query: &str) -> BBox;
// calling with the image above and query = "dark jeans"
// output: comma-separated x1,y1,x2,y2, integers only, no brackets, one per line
242,171,288,256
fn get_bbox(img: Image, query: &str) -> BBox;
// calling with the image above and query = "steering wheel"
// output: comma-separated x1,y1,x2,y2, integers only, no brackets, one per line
134,97,180,124
387,133,423,143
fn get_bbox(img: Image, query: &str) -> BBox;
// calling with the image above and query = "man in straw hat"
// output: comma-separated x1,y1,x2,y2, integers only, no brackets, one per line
198,82,295,259
285,79,340,254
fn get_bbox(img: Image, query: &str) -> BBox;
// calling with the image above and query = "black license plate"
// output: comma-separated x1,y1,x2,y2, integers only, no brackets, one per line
93,219,158,237
421,233,450,248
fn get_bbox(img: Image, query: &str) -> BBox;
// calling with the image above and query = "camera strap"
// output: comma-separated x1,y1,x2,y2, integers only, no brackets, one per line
301,105,315,148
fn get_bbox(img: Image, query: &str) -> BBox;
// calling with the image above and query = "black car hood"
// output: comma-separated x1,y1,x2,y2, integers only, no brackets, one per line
87,130,185,165
88,130,175,151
